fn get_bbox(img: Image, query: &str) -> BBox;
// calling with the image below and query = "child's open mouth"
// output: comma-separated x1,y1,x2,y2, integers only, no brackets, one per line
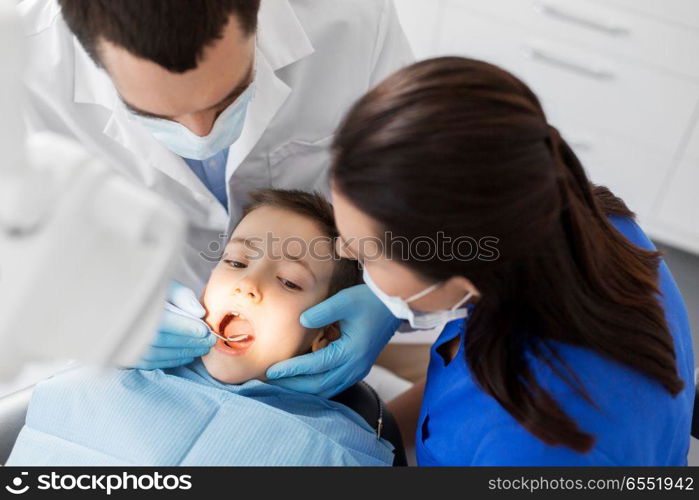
213,311,255,355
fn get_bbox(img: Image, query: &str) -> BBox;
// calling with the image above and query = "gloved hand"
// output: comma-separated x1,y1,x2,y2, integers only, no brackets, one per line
265,284,399,398
132,281,216,370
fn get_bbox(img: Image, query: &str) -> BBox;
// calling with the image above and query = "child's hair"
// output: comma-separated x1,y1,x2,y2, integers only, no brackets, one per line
243,189,362,297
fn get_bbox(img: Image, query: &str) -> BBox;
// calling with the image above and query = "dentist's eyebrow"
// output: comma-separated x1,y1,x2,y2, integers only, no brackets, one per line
121,64,254,120
121,99,173,120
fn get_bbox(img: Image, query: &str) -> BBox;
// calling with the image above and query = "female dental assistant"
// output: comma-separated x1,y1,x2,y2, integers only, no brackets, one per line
317,57,695,465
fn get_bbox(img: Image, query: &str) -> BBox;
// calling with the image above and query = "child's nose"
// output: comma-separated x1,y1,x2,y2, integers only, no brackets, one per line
233,278,262,304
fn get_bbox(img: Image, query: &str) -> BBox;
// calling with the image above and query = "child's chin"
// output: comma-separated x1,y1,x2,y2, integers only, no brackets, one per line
201,352,257,385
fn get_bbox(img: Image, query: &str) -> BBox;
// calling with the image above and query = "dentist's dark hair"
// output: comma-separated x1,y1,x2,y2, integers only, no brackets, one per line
59,0,261,73
331,57,683,452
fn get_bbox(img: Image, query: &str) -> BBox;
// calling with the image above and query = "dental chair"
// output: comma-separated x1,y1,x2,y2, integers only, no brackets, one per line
0,384,32,466
0,381,407,466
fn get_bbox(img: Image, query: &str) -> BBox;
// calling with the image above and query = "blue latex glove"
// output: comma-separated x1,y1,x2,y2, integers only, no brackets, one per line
132,281,216,370
265,284,399,398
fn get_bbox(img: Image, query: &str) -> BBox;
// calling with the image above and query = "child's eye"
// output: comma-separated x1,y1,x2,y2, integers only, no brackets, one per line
278,277,302,291
223,260,247,269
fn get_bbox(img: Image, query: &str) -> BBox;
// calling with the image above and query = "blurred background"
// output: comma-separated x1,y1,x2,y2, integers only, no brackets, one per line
392,0,699,462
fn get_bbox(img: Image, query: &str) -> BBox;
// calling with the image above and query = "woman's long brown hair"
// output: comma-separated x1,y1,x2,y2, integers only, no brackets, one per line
331,57,684,452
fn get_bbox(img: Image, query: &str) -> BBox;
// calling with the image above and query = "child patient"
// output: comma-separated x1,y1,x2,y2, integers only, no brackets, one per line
200,189,354,385
8,189,395,466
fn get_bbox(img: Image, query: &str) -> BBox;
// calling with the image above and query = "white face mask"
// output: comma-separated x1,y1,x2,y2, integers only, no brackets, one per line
130,77,256,161
363,267,474,331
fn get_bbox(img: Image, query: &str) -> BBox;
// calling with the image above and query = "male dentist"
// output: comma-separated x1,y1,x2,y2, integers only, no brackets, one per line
19,0,411,396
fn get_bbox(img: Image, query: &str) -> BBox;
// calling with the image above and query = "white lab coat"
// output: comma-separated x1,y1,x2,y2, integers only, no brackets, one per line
18,0,414,290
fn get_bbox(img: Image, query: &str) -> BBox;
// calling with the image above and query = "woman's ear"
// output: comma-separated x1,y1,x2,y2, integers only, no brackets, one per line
311,322,341,352
445,275,481,301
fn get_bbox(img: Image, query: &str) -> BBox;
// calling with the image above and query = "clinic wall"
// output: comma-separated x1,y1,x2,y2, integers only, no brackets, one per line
394,0,699,256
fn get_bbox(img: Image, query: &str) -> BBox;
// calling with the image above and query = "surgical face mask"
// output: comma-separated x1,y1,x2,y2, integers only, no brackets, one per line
131,79,256,161
363,266,473,331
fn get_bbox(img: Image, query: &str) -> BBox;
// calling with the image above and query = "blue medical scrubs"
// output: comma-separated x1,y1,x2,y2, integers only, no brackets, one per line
415,216,695,465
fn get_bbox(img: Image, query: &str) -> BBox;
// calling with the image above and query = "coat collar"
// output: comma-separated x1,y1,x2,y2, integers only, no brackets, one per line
256,0,314,72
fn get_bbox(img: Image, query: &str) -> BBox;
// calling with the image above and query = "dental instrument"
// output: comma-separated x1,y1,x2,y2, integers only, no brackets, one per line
163,302,249,343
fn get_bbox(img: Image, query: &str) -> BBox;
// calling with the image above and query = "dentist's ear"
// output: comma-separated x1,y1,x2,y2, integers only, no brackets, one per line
311,322,341,352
